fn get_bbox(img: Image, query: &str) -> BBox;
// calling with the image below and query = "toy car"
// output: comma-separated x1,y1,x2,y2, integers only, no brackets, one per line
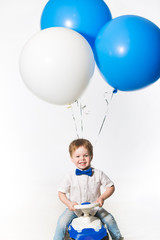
68,202,109,240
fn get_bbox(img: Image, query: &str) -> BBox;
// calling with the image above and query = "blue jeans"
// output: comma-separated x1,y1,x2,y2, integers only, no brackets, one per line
95,208,122,240
53,208,122,240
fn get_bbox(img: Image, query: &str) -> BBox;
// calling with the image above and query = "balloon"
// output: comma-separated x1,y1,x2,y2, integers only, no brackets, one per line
95,15,160,91
19,27,95,105
40,0,112,48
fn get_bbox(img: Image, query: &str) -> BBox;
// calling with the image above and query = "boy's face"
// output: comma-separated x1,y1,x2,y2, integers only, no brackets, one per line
71,146,92,170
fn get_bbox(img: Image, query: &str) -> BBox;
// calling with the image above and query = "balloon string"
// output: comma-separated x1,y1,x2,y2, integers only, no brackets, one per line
69,103,80,139
69,89,117,141
95,89,117,144
77,99,84,138
68,99,85,139
74,99,84,138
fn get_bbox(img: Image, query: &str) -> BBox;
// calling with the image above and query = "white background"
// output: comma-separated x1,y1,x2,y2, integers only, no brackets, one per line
0,0,160,239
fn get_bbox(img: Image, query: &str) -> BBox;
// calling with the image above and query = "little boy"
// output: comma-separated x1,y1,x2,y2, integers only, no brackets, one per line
54,139,123,240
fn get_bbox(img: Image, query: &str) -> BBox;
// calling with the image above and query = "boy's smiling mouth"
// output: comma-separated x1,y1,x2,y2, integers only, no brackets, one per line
78,161,89,169
79,161,86,165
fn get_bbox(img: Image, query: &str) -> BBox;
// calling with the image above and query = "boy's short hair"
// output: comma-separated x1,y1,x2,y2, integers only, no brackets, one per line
69,139,93,157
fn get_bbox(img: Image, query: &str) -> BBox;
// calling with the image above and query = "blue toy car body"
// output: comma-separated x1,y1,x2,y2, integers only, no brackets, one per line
68,202,109,240
68,223,108,240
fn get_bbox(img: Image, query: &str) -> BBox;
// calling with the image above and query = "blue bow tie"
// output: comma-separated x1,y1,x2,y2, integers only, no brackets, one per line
75,168,92,176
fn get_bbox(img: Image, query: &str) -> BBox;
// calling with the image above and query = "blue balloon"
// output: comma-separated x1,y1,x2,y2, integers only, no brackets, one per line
40,0,112,48
94,15,160,91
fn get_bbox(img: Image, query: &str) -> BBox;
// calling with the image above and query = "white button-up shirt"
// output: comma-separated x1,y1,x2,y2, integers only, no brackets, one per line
58,167,114,216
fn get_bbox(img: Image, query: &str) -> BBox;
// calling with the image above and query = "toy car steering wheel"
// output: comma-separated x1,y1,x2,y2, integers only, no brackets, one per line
74,202,99,210
74,202,99,215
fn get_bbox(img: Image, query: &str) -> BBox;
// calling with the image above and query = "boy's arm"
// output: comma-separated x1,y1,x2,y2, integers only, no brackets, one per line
58,191,78,211
95,185,115,207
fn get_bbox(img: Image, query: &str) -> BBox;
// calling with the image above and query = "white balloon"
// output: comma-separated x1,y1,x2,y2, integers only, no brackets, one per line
19,27,95,105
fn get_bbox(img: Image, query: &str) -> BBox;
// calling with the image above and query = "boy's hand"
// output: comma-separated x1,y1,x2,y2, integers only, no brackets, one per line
67,201,78,211
95,197,104,207
58,192,78,211
95,185,115,207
